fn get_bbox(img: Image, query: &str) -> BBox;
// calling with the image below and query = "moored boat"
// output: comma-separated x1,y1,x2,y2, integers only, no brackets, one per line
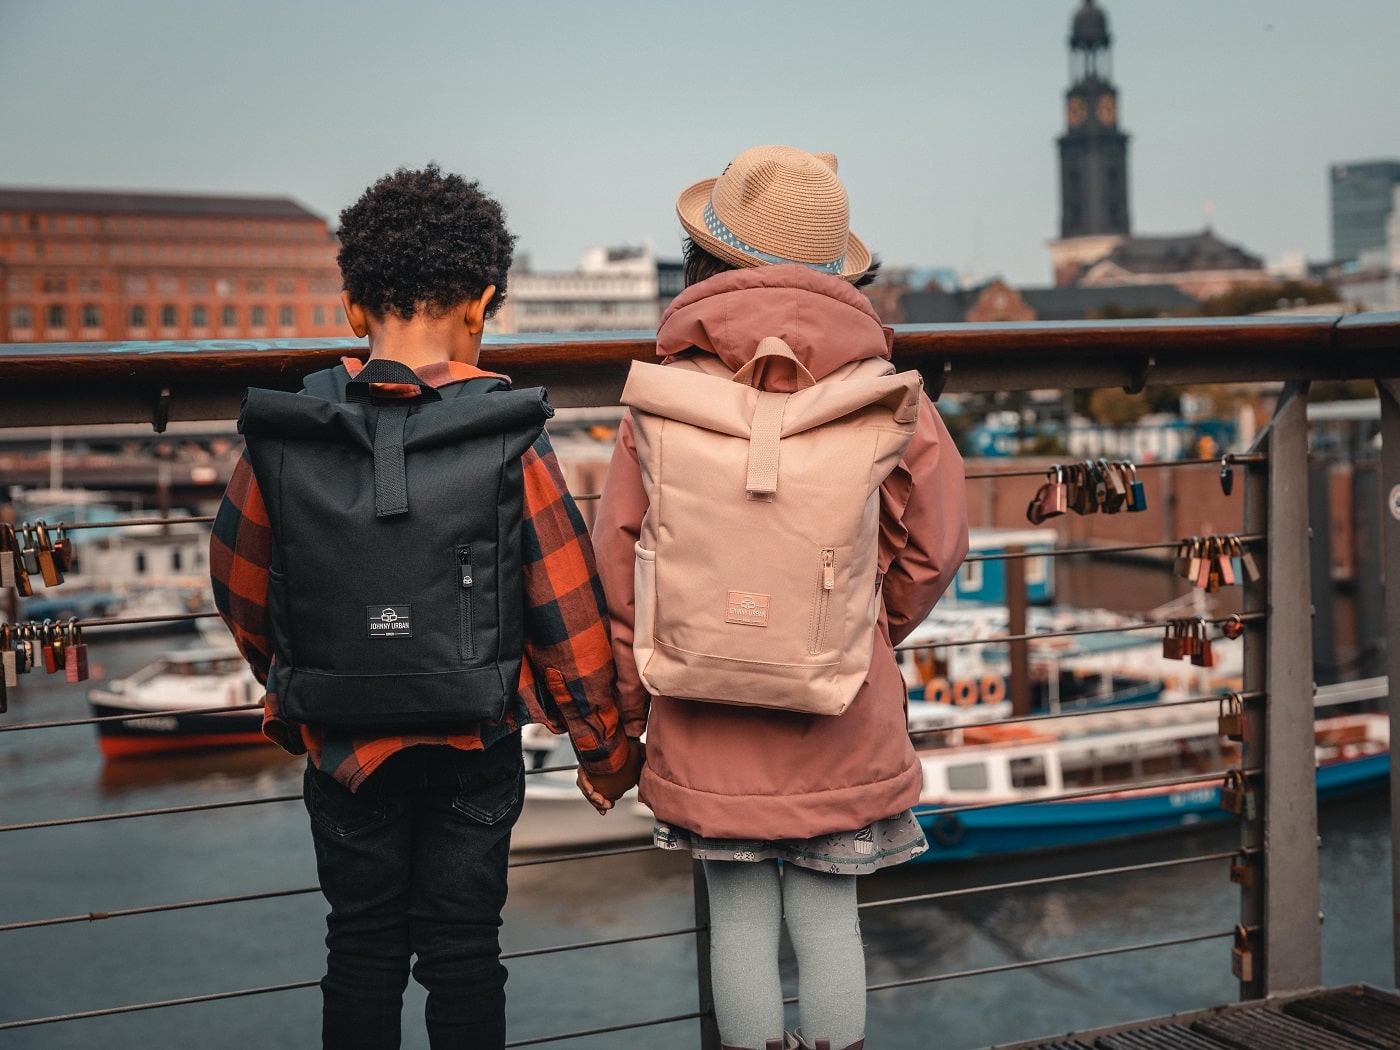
88,643,266,759
910,710,1389,863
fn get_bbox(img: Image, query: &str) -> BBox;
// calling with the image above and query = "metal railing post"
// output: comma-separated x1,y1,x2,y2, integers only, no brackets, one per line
1377,377,1400,989
692,859,721,1049
1253,380,1322,994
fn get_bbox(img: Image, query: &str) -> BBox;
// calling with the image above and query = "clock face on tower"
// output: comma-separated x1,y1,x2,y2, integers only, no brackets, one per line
1096,95,1117,125
1067,96,1087,127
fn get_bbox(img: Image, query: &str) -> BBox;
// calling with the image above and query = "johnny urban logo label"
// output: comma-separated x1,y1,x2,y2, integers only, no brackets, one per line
367,605,412,638
725,590,770,627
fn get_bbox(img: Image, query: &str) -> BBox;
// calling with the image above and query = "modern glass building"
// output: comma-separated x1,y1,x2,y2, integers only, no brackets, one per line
1330,160,1400,265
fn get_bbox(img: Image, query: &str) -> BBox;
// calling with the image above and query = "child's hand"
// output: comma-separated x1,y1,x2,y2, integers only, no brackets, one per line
577,738,645,814
576,767,612,814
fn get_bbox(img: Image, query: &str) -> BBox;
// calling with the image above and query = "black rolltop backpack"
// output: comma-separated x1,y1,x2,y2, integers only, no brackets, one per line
238,359,552,730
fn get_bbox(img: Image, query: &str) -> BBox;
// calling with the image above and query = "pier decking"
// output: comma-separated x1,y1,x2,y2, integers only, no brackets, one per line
999,984,1400,1050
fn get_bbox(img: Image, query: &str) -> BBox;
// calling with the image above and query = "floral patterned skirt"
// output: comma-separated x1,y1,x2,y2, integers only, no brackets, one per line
652,808,928,875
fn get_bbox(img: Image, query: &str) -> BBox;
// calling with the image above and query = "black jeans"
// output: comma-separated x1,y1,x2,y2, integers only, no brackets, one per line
303,736,525,1050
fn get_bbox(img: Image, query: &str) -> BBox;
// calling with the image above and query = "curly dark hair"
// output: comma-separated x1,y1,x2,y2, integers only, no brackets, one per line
682,237,881,290
337,164,515,320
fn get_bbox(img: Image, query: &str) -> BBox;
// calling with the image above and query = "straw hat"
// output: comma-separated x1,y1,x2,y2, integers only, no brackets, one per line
676,145,871,282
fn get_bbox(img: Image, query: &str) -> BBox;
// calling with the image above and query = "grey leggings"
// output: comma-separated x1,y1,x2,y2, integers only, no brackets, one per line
702,858,865,1049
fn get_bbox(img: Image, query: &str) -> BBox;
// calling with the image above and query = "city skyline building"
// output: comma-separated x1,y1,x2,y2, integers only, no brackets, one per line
493,245,661,334
0,188,344,344
1330,159,1400,266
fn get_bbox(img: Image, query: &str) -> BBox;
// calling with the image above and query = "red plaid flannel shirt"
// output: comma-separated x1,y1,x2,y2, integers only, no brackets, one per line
209,358,628,791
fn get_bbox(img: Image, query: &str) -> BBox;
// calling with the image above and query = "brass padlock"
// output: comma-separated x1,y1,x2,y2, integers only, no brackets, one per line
64,620,90,684
0,523,17,590
1044,466,1068,517
14,624,35,675
1218,693,1244,740
1162,620,1182,660
52,522,75,572
0,624,16,696
10,526,34,597
1231,925,1254,982
18,525,42,577
1220,769,1245,815
1234,534,1262,582
1124,460,1147,511
1228,851,1255,887
34,522,64,588
1099,457,1127,513
1191,619,1216,668
1081,459,1104,513
40,619,59,675
1173,537,1195,580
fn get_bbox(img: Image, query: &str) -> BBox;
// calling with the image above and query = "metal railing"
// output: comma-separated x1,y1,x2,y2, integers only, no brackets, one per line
2,312,1399,1047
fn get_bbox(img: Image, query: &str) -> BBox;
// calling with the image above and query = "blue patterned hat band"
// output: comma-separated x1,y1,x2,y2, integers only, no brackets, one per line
702,201,846,275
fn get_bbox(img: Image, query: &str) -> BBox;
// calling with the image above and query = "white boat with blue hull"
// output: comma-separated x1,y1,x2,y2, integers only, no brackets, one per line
910,709,1389,863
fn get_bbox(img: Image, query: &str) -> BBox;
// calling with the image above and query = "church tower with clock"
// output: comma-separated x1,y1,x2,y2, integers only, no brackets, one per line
1051,0,1131,284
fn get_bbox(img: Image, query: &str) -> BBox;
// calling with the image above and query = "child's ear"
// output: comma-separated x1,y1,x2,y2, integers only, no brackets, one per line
464,285,497,334
342,292,370,338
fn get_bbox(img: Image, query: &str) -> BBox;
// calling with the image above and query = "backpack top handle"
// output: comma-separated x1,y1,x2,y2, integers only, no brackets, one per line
732,336,816,391
344,358,445,405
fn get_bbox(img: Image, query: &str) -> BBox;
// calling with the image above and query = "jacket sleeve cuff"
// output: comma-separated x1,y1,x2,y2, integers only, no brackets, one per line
578,732,632,777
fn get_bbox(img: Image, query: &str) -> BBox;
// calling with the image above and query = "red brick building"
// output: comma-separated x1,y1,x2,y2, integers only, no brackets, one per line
0,188,345,343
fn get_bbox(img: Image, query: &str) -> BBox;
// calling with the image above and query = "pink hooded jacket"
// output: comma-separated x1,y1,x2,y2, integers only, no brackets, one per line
592,265,969,840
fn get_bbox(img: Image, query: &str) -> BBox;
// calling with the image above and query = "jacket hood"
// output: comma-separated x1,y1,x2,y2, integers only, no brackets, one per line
656,264,894,384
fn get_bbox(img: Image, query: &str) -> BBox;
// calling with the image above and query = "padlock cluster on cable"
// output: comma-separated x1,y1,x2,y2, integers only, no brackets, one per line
1160,616,1220,667
1026,459,1147,525
1,618,90,713
1174,534,1260,592
1,521,74,594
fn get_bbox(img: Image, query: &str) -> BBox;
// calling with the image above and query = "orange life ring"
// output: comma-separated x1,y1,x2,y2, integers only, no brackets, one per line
927,677,952,705
953,679,979,707
980,675,1007,704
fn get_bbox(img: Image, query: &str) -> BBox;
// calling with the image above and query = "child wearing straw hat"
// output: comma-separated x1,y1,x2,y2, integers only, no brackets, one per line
589,145,969,1050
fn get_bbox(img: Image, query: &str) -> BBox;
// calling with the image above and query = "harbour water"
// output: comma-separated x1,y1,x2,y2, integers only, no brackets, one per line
0,630,1392,1049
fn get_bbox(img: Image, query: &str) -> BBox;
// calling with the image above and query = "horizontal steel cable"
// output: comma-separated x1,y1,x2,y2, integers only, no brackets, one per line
0,979,321,1031
0,702,264,733
0,886,321,932
858,928,1235,996
0,794,303,833
963,453,1266,482
962,532,1264,563
912,766,1247,821
59,515,216,530
898,608,1267,651
859,849,1242,912
906,688,1267,741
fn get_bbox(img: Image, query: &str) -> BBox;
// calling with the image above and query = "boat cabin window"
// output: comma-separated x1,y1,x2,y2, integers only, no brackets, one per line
946,762,989,791
1009,755,1048,789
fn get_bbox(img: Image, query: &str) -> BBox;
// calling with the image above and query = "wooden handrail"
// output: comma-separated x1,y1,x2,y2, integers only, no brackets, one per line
1,312,1397,427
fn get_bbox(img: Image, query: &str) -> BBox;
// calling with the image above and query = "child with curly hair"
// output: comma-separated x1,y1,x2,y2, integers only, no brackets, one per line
212,164,642,1050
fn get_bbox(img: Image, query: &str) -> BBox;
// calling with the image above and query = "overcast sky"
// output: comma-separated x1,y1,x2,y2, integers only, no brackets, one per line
3,0,1398,287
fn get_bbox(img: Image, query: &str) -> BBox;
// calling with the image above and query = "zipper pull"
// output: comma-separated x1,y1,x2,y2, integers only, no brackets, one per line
822,550,835,590
458,548,473,588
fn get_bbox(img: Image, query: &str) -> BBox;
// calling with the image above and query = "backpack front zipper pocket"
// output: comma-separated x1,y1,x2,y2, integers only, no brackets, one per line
809,548,836,655
457,545,475,660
